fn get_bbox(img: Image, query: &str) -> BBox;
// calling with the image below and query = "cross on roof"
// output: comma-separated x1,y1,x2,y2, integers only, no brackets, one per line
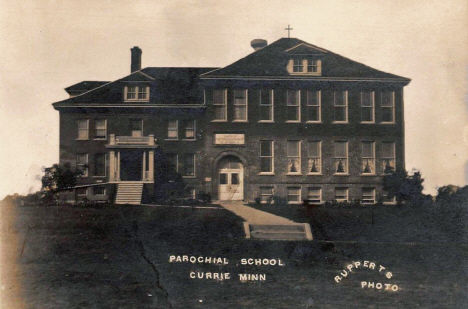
285,25,293,38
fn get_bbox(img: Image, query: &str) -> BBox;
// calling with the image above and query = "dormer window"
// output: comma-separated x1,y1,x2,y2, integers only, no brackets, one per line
293,60,303,72
307,59,319,73
124,85,149,101
288,58,322,75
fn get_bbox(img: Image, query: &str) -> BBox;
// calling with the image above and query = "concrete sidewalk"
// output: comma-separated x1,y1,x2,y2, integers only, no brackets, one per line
217,201,297,225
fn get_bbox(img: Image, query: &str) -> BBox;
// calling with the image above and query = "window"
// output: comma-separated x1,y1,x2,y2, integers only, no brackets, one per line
259,89,273,122
381,91,395,123
94,153,106,177
167,153,178,173
125,85,149,101
293,59,303,72
383,191,397,204
183,120,196,140
335,187,348,202
361,91,375,123
167,120,178,140
334,91,348,122
75,188,87,197
307,141,321,174
308,188,322,204
287,187,302,204
306,90,321,122
233,90,247,121
287,140,301,174
362,188,375,204
76,154,88,177
287,90,300,122
93,186,106,196
130,119,143,137
361,142,375,174
334,142,348,174
260,140,274,174
77,119,89,140
307,59,319,73
212,89,227,121
382,142,396,174
260,186,274,203
95,119,107,139
183,154,195,177
126,86,136,100
290,59,321,75
138,86,148,100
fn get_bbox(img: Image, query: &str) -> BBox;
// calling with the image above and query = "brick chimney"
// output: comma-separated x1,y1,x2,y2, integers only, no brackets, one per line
131,47,142,73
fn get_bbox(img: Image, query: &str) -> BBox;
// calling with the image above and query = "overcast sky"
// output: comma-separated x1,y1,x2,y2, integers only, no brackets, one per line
0,0,467,198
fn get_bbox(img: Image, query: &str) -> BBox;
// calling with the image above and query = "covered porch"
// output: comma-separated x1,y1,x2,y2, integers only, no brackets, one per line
106,134,157,183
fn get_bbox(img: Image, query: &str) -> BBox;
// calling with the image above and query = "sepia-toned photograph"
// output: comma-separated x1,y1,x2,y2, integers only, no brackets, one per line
1,1,467,308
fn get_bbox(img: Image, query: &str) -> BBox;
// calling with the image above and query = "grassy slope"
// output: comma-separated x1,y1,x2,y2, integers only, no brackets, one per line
1,202,466,308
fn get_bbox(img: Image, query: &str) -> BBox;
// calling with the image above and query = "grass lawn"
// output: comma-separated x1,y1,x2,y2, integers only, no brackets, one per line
248,201,468,244
1,201,467,308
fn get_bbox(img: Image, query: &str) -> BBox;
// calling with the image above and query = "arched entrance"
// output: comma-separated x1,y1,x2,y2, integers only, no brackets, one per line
217,155,244,201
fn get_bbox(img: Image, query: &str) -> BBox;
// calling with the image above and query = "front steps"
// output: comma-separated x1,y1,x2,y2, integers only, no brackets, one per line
115,183,143,205
244,223,313,241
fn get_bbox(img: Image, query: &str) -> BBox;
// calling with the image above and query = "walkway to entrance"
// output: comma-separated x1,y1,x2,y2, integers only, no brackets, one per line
217,202,313,240
218,201,295,225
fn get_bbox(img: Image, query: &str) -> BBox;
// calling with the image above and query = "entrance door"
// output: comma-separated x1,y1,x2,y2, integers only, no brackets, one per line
120,151,142,181
218,156,244,201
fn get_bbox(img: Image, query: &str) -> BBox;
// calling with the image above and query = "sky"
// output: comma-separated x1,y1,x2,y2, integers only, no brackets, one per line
0,0,467,198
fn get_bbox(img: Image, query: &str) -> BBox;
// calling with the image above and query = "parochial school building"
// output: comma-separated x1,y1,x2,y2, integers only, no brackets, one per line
52,37,410,205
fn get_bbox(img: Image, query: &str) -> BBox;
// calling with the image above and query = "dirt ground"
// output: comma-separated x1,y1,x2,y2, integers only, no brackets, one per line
1,202,467,308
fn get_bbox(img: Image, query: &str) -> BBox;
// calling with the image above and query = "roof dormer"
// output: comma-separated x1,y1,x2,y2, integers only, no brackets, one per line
286,43,327,76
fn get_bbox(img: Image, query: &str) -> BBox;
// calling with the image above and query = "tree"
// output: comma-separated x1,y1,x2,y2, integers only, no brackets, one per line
383,170,426,205
41,163,83,198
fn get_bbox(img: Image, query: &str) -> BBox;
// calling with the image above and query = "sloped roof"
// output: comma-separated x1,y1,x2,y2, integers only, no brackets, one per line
53,67,217,107
65,81,109,95
201,38,410,81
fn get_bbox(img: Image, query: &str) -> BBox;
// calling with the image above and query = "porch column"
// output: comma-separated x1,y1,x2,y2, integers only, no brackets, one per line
116,151,120,181
109,151,115,181
142,151,147,181
148,150,154,181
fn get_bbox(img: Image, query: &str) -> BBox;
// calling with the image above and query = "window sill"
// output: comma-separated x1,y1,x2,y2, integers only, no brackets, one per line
361,174,377,176
332,121,348,124
360,122,375,124
182,139,196,142
307,173,322,176
259,172,275,176
76,138,89,141
289,72,321,76
306,121,321,124
334,173,349,176
232,120,248,123
335,199,349,203
94,138,107,141
288,201,303,205
286,173,302,176
211,120,228,123
165,139,179,141
380,122,396,125
258,121,275,123
286,121,301,123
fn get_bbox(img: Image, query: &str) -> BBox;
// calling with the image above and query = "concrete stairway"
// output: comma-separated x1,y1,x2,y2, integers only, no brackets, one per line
245,223,313,241
115,183,143,205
